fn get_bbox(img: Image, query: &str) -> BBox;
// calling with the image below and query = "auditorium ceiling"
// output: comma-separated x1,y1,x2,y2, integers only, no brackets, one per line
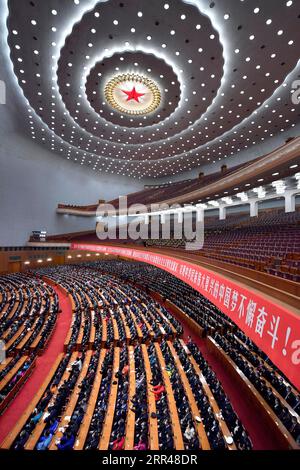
3,0,300,178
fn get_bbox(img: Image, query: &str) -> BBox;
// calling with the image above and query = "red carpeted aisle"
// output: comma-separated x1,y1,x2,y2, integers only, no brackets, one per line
0,285,72,443
173,312,278,450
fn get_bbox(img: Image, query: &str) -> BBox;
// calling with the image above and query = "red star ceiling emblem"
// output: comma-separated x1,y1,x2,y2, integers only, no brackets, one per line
121,86,145,102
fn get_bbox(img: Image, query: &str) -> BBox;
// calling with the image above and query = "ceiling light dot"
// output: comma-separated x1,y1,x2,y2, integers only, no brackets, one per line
181,14,186,20
51,9,57,15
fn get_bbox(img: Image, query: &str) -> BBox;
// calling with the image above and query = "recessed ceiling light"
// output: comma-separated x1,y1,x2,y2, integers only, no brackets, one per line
51,9,57,15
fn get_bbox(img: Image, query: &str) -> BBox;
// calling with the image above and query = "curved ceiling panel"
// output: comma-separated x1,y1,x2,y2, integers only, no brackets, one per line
5,0,300,178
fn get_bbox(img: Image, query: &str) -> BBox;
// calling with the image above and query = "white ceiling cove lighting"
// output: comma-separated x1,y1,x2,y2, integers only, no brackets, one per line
253,186,266,198
237,192,248,202
272,180,286,194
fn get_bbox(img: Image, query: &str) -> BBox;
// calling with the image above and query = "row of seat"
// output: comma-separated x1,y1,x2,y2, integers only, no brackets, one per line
0,274,59,413
213,331,300,448
2,336,250,450
91,260,235,335
35,267,183,352
1,261,298,449
85,260,300,448
144,211,300,281
1,265,250,450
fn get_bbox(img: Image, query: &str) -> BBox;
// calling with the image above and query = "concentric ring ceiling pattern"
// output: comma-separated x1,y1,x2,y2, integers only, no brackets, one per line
5,0,300,178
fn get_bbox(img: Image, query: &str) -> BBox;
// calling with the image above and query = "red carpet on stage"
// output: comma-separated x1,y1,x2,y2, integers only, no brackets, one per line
0,285,72,443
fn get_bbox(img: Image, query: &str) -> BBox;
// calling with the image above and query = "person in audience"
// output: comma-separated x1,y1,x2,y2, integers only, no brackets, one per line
30,407,43,425
57,431,75,450
46,418,59,435
71,356,82,371
14,427,30,450
152,383,165,401
184,423,196,443
134,439,147,450
111,435,125,450
36,429,53,451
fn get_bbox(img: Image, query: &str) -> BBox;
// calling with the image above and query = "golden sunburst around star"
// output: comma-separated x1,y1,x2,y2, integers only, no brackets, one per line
104,73,161,116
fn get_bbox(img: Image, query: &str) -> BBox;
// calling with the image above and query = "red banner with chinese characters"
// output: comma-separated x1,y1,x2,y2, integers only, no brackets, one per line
71,243,300,389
